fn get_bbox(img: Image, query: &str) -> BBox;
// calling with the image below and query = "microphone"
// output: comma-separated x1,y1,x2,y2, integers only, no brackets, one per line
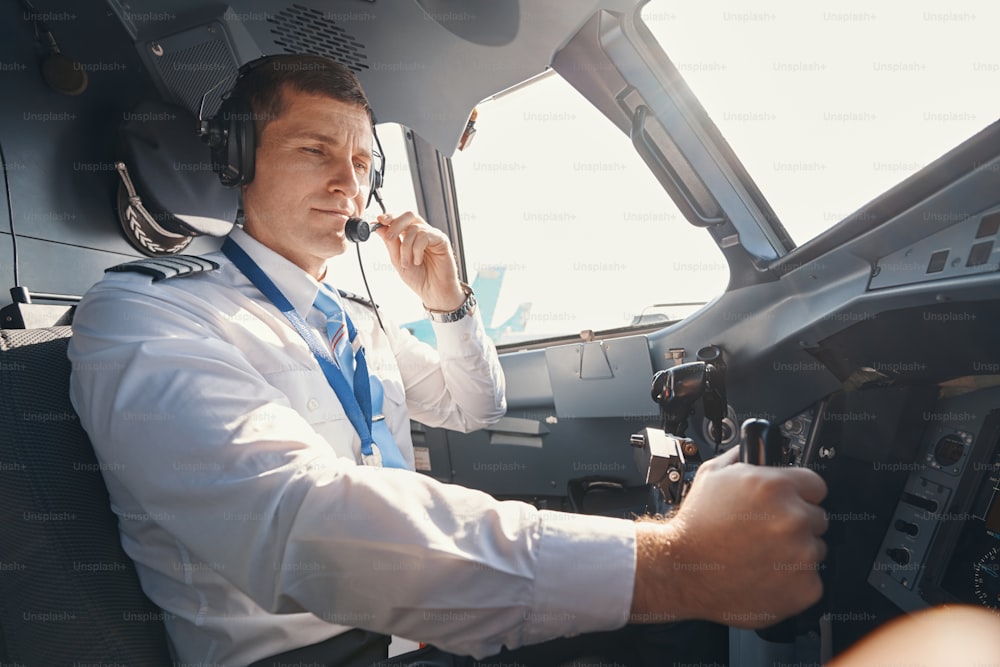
345,217,384,243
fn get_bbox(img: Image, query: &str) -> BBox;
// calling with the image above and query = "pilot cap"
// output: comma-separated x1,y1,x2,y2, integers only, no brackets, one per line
116,101,238,256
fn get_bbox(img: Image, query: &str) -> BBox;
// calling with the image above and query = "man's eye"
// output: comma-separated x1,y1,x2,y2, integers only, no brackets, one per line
355,163,369,173
302,147,323,155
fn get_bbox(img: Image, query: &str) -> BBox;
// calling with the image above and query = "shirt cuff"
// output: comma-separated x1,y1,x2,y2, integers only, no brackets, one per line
524,511,637,645
431,308,491,358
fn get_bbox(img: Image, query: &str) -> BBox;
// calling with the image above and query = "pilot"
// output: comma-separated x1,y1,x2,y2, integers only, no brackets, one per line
68,54,828,666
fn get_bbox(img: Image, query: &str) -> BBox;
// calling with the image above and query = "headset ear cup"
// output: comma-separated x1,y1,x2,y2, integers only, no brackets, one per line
223,101,242,186
209,96,254,187
205,114,227,186
365,167,383,210
233,97,255,185
368,123,385,208
209,98,236,187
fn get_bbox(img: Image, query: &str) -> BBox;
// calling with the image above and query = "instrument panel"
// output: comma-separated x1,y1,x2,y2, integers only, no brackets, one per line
937,444,1000,609
868,386,1000,612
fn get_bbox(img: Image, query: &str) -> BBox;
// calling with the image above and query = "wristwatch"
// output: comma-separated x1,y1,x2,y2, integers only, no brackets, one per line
425,282,477,323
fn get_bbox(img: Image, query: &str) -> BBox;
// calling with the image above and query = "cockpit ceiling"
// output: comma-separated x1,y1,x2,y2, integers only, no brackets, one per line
105,0,644,155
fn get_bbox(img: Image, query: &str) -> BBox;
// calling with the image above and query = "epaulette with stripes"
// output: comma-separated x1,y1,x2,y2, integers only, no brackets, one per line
105,255,220,281
337,289,378,310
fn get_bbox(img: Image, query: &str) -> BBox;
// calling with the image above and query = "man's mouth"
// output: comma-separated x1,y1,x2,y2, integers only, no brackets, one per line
313,209,354,231
313,209,351,219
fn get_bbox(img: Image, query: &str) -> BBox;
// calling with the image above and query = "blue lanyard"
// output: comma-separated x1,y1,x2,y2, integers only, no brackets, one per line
221,238,379,459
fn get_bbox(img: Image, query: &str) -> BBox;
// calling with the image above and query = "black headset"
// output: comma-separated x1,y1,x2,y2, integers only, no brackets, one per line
200,56,384,206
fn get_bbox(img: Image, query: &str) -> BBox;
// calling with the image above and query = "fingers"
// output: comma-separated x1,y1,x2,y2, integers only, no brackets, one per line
377,213,403,268
803,501,829,537
746,467,828,537
374,212,463,308
377,212,447,269
782,466,829,505
414,234,432,266
392,214,417,268
699,446,827,507
699,443,740,472
813,535,828,563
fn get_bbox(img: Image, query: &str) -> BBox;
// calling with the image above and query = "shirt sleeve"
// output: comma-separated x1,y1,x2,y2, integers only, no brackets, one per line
68,277,636,659
384,307,507,433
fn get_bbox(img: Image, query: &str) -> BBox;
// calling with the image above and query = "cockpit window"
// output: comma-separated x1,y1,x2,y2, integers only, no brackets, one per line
643,0,1000,246
449,73,729,346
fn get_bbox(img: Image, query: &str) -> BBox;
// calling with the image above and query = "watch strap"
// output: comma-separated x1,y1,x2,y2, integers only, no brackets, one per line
425,282,477,323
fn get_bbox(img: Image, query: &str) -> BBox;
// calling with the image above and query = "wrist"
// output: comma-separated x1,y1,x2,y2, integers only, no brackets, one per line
424,282,476,322
631,520,689,624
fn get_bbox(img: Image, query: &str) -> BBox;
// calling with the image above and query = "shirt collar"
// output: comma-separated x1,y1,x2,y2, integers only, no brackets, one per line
227,226,322,318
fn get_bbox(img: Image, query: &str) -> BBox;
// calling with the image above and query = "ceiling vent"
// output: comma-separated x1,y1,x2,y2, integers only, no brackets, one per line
267,4,369,72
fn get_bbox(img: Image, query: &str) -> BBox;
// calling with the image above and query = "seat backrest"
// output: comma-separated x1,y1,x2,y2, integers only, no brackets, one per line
0,326,173,665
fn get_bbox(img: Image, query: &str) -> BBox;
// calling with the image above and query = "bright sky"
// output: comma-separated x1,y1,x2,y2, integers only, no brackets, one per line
643,0,1000,242
330,1,1000,344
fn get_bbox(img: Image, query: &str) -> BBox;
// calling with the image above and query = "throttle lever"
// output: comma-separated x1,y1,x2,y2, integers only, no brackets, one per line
739,418,798,643
697,345,728,450
740,418,788,466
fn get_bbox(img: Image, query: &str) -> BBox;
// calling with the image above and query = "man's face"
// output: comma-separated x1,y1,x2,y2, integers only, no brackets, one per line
241,85,374,277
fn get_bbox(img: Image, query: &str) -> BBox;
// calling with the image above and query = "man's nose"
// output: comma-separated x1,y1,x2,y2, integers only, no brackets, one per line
326,157,362,199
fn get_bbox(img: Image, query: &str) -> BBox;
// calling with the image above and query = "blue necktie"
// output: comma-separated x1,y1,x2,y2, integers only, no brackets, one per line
313,287,407,469
314,288,354,385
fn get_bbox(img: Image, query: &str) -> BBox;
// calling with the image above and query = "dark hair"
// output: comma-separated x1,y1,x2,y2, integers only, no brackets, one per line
230,54,372,142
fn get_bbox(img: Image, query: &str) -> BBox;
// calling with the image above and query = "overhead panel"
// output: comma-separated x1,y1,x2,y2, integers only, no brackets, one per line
108,0,644,154
141,20,240,117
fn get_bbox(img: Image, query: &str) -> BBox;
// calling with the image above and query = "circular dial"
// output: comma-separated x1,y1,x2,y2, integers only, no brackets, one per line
973,545,1000,610
933,433,965,467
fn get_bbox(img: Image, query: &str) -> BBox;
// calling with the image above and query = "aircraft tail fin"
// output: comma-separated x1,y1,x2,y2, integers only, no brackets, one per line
470,265,505,328
487,302,531,341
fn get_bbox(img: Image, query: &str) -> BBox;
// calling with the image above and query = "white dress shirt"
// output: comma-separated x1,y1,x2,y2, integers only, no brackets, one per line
68,227,637,665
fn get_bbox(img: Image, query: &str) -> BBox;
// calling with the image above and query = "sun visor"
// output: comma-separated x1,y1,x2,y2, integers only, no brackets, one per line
117,101,237,255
